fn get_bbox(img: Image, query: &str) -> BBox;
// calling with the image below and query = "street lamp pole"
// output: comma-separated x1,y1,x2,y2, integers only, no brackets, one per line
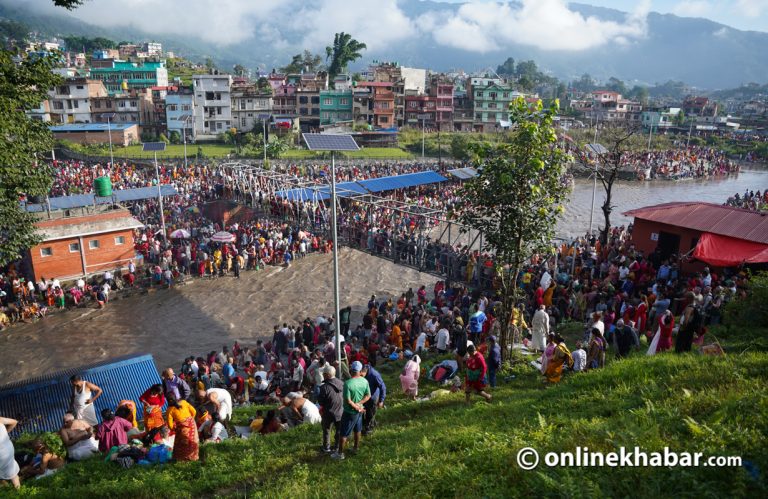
154,151,167,240
101,113,116,167
330,150,341,369
422,117,426,158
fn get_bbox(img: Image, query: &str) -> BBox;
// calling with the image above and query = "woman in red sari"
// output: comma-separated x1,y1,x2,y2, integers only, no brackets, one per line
166,395,198,462
656,311,675,353
634,295,649,333
139,384,166,432
464,344,492,403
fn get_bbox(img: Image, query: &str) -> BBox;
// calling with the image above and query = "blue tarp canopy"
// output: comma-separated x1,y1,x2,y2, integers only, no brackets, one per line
24,185,179,212
0,354,161,436
356,171,447,193
275,188,331,202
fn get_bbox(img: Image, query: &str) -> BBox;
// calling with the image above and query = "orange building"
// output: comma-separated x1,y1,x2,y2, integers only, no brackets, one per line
29,208,143,282
356,82,396,128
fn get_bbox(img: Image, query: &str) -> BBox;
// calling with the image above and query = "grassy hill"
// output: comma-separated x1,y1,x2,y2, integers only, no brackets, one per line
5,327,766,498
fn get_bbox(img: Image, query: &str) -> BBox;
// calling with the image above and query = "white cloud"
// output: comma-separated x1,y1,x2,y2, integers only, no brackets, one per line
713,26,729,37
420,0,649,53
735,0,768,17
672,0,713,17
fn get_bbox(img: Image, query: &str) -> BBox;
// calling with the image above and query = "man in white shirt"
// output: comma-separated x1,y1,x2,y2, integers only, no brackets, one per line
415,331,427,353
572,341,587,372
531,305,550,352
436,327,450,353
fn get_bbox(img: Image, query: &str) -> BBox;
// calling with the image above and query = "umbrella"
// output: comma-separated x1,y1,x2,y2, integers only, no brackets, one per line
170,229,190,239
211,231,235,243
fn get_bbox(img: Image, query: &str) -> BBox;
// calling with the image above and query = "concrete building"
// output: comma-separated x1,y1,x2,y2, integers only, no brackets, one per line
47,78,109,124
143,42,162,56
231,82,273,132
50,123,139,146
356,82,396,129
91,91,155,131
642,108,682,129
90,60,169,95
192,73,233,138
572,90,643,123
430,77,454,130
29,208,143,282
320,90,353,126
93,49,120,60
165,87,196,140
452,91,475,131
469,81,521,132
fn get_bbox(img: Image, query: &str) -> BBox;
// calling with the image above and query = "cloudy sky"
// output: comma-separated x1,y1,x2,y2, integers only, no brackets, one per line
13,0,768,53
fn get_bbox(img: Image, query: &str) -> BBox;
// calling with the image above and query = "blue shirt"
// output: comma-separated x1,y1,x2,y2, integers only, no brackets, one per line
364,366,387,404
223,363,235,383
469,311,487,333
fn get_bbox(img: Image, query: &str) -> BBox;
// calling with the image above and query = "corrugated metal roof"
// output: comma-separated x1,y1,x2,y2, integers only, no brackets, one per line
37,214,144,241
25,185,178,212
0,354,160,437
356,171,447,193
624,202,768,244
447,167,478,180
50,123,138,132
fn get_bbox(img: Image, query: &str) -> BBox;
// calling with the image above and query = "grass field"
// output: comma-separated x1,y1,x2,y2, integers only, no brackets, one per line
6,323,766,498
115,144,236,160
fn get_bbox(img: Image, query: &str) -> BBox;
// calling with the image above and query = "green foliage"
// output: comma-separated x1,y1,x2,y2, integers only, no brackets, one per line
571,73,597,92
158,133,170,145
724,272,768,328
457,98,570,356
280,50,325,74
496,56,515,76
168,131,181,145
606,76,628,95
0,49,61,266
52,0,84,8
0,19,29,44
62,35,116,53
232,64,247,77
325,32,366,83
450,134,471,160
8,351,767,497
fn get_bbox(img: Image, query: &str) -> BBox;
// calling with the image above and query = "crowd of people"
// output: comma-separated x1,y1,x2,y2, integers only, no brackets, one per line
723,189,768,211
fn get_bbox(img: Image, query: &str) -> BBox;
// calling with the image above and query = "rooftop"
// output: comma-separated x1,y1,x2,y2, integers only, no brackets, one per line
623,202,768,244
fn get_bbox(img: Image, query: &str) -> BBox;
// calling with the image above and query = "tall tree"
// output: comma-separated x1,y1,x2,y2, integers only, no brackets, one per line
0,49,61,266
457,98,570,359
576,125,640,244
233,64,247,77
606,77,627,95
281,50,325,74
325,32,366,83
496,57,516,77
0,20,29,45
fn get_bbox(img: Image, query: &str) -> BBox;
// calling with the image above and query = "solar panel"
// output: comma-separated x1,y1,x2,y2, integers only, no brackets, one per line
302,133,360,151
586,143,608,155
142,142,167,152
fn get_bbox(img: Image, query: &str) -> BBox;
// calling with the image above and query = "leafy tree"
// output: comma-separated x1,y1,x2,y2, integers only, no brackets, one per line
351,72,363,82
169,131,181,144
281,50,325,74
456,98,570,359
496,57,516,77
450,134,470,160
267,138,288,159
628,85,649,105
0,49,61,266
205,57,216,72
325,32,367,83
572,73,597,92
675,109,686,126
233,64,247,77
0,20,29,45
575,124,640,243
606,77,627,96
514,60,538,79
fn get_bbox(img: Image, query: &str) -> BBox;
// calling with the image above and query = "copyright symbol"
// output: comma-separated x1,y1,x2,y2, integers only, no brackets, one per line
517,447,539,470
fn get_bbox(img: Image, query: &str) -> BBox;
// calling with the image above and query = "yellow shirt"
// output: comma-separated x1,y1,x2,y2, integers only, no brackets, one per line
249,418,264,432
166,400,196,430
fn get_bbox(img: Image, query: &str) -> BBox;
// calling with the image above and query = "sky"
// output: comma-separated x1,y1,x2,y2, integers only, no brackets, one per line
11,0,768,54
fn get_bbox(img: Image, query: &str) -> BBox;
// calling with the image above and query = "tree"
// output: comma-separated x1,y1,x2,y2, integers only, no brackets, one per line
281,50,325,74
675,109,686,126
169,131,181,144
628,85,649,105
456,98,570,360
53,0,84,8
0,20,30,45
496,57,516,77
450,134,470,160
325,32,367,83
233,64,247,77
267,138,288,159
606,77,627,96
572,73,597,92
576,124,640,244
0,49,61,266
205,57,216,72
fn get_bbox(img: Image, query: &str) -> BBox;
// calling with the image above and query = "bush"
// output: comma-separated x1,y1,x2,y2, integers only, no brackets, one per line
724,271,768,328
169,131,181,145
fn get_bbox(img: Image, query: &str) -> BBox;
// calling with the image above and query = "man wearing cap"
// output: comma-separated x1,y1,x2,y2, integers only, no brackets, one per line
332,361,370,460
318,365,344,454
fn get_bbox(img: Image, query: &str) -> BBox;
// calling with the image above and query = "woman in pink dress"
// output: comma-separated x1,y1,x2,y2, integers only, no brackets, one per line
399,355,421,400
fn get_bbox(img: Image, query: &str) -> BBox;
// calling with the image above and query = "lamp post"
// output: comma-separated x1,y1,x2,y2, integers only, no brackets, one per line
417,113,430,159
176,115,193,170
258,113,271,165
143,142,167,242
302,133,360,373
100,112,116,167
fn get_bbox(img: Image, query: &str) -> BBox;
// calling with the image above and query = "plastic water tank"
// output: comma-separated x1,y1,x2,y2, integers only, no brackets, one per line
94,176,112,197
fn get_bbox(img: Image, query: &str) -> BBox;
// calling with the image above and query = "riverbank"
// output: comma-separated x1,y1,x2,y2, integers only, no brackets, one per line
4,335,766,498
0,249,438,384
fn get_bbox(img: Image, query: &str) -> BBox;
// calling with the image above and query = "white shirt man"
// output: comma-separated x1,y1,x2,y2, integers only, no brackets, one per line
206,388,232,421
531,305,550,351
416,331,427,352
572,344,587,372
436,328,450,352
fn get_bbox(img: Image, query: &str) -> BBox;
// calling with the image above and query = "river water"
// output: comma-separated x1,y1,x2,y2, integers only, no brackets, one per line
556,166,768,239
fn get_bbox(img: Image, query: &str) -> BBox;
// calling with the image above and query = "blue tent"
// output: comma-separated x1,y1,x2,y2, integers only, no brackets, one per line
356,171,448,193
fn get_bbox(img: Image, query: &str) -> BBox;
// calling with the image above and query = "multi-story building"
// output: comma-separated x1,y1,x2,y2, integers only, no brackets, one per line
47,78,109,124
641,108,682,129
165,87,195,140
319,90,353,126
352,85,373,126
357,82,396,129
469,81,520,132
293,73,327,131
231,82,273,132
405,95,436,127
93,49,120,60
90,60,169,95
118,44,138,59
430,77,454,130
143,42,162,56
571,90,643,123
682,96,718,117
452,91,474,132
91,90,155,134
192,73,233,138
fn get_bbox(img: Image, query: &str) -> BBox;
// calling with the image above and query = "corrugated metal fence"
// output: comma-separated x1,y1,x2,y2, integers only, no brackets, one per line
0,354,161,437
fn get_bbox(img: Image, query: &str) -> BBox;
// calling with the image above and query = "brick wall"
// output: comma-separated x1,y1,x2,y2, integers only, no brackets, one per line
30,228,136,281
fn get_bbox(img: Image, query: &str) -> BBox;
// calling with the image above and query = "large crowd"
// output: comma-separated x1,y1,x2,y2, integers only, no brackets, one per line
723,189,768,211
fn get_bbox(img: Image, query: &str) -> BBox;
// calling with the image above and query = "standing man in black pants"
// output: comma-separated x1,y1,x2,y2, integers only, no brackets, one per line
360,364,386,436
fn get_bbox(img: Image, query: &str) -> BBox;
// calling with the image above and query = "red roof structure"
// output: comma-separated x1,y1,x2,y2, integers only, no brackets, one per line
624,202,768,244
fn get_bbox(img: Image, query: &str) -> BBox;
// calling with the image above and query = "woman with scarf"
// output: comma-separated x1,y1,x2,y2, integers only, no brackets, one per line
166,395,198,462
464,344,492,403
544,335,574,384
139,384,166,432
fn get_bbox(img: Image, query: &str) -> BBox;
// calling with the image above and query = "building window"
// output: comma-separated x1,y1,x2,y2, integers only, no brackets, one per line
217,122,223,130
340,98,349,105
89,240,100,250
114,236,125,245
94,101,101,109
40,247,53,257
323,98,333,105
311,96,319,104
241,117,246,127
69,242,80,252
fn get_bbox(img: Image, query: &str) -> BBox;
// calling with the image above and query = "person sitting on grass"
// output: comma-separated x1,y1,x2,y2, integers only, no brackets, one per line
59,413,98,461
199,412,229,443
464,344,492,404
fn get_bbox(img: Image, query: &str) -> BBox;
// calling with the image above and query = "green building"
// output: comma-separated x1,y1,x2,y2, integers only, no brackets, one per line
470,82,522,131
90,60,169,95
319,90,353,126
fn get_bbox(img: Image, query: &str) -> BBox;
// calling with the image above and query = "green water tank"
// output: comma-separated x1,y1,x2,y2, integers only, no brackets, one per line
94,176,112,197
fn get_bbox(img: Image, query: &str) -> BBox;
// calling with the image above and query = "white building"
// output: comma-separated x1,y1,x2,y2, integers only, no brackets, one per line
231,83,273,132
192,73,233,138
143,42,162,56
47,78,109,124
401,67,427,94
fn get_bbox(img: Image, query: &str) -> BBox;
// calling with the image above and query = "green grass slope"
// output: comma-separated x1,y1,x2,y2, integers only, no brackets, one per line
6,349,766,498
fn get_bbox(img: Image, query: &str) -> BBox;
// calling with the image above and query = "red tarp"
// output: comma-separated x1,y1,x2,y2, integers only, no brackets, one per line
693,232,768,267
